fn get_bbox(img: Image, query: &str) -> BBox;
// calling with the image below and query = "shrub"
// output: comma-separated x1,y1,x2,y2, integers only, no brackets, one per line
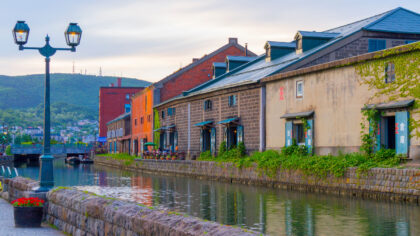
237,142,246,157
218,141,227,156
5,145,11,155
199,151,212,160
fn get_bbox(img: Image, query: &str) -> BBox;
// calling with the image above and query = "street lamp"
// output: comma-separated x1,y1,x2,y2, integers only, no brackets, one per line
13,21,82,192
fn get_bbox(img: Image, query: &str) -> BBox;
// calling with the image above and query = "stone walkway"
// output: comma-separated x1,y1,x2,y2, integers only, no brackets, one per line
0,198,63,236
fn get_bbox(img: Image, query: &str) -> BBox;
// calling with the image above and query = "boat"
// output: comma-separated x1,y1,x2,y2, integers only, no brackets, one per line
65,156,80,165
80,157,94,164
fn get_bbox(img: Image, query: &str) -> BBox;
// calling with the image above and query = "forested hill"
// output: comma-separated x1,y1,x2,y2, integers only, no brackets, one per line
0,73,151,111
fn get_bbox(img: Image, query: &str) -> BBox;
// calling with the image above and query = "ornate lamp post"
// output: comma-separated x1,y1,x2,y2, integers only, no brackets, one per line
12,21,82,192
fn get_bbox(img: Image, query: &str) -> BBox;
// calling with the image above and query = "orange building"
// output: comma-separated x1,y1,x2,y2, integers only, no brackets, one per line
131,85,154,155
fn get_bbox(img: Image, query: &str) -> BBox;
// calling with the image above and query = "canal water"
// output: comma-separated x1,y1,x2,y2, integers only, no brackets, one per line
13,158,420,236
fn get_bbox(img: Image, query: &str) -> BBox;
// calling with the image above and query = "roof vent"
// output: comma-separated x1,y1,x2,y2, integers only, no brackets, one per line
212,62,227,79
192,58,199,63
264,41,295,62
225,56,256,72
295,31,339,54
228,37,238,44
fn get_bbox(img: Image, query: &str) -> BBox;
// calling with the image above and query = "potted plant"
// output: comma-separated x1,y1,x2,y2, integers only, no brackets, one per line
12,197,45,227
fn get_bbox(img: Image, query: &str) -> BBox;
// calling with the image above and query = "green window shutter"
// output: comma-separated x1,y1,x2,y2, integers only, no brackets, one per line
200,129,203,152
395,111,409,155
305,119,314,154
237,125,244,144
174,131,178,149
223,127,228,144
285,121,293,147
211,128,216,156
369,116,381,152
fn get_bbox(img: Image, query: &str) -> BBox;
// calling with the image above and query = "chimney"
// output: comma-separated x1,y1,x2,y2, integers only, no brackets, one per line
117,78,122,87
245,43,248,56
110,83,114,87
192,58,199,63
228,37,238,44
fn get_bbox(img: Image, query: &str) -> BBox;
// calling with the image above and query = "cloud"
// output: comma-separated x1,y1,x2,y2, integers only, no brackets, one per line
1,0,419,81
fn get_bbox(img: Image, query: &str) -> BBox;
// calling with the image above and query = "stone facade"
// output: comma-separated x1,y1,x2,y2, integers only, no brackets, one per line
263,43,420,159
157,84,261,159
95,157,420,203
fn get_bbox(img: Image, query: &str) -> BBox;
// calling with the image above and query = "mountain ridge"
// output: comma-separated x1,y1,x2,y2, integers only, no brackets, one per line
0,73,151,112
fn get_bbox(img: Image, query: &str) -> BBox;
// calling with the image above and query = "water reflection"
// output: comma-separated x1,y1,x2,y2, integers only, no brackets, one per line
13,158,419,235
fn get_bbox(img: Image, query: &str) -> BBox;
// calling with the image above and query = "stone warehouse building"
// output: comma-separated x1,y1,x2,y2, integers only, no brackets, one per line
262,42,420,159
131,38,255,155
98,78,145,142
154,7,420,159
106,112,131,154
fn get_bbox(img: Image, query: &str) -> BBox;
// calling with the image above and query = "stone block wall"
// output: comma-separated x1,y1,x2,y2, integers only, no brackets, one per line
0,156,13,165
95,157,420,203
1,177,256,236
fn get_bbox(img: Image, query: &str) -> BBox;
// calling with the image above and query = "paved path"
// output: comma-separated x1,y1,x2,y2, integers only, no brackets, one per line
0,198,63,236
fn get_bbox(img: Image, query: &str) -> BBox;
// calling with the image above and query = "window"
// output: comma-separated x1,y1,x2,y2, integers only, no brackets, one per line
140,117,144,124
167,107,176,116
293,123,305,145
204,100,212,111
228,95,237,107
296,81,304,98
147,115,151,122
134,119,137,126
126,94,130,100
161,111,165,119
385,62,395,83
124,104,131,113
145,96,147,112
368,39,386,52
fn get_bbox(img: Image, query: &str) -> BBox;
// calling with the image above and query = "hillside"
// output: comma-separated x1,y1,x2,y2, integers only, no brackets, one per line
0,73,151,112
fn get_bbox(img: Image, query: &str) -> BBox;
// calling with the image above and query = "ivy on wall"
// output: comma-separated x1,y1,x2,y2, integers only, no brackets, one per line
356,43,420,149
153,109,160,146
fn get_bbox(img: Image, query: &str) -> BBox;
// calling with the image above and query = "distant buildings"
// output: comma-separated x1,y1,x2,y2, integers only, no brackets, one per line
98,78,145,142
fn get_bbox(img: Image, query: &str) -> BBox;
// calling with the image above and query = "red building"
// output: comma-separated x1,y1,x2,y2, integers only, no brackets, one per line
98,78,145,141
154,38,256,104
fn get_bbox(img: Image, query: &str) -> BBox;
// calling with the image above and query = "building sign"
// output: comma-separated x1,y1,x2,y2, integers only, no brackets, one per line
279,87,284,101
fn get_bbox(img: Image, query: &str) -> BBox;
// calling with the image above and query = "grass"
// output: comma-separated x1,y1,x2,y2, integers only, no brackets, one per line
97,153,136,165
199,144,401,178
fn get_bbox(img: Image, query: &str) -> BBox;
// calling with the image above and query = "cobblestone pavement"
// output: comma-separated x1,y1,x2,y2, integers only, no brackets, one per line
0,198,63,236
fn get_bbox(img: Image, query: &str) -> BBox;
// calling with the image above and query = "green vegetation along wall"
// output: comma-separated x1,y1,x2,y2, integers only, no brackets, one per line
356,42,420,139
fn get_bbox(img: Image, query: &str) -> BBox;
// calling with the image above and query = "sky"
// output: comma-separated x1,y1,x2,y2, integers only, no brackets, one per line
1,0,419,82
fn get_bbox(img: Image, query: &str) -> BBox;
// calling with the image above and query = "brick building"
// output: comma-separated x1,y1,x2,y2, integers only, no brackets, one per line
98,78,145,142
106,112,131,154
154,7,420,158
131,38,255,155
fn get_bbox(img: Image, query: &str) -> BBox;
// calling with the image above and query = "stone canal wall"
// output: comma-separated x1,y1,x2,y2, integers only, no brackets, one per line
95,157,420,204
1,177,256,236
0,156,13,166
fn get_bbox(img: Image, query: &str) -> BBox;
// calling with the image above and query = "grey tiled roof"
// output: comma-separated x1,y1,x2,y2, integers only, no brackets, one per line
182,8,418,97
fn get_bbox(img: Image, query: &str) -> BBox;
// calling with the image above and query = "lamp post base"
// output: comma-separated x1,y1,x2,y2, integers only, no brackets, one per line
34,154,54,192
